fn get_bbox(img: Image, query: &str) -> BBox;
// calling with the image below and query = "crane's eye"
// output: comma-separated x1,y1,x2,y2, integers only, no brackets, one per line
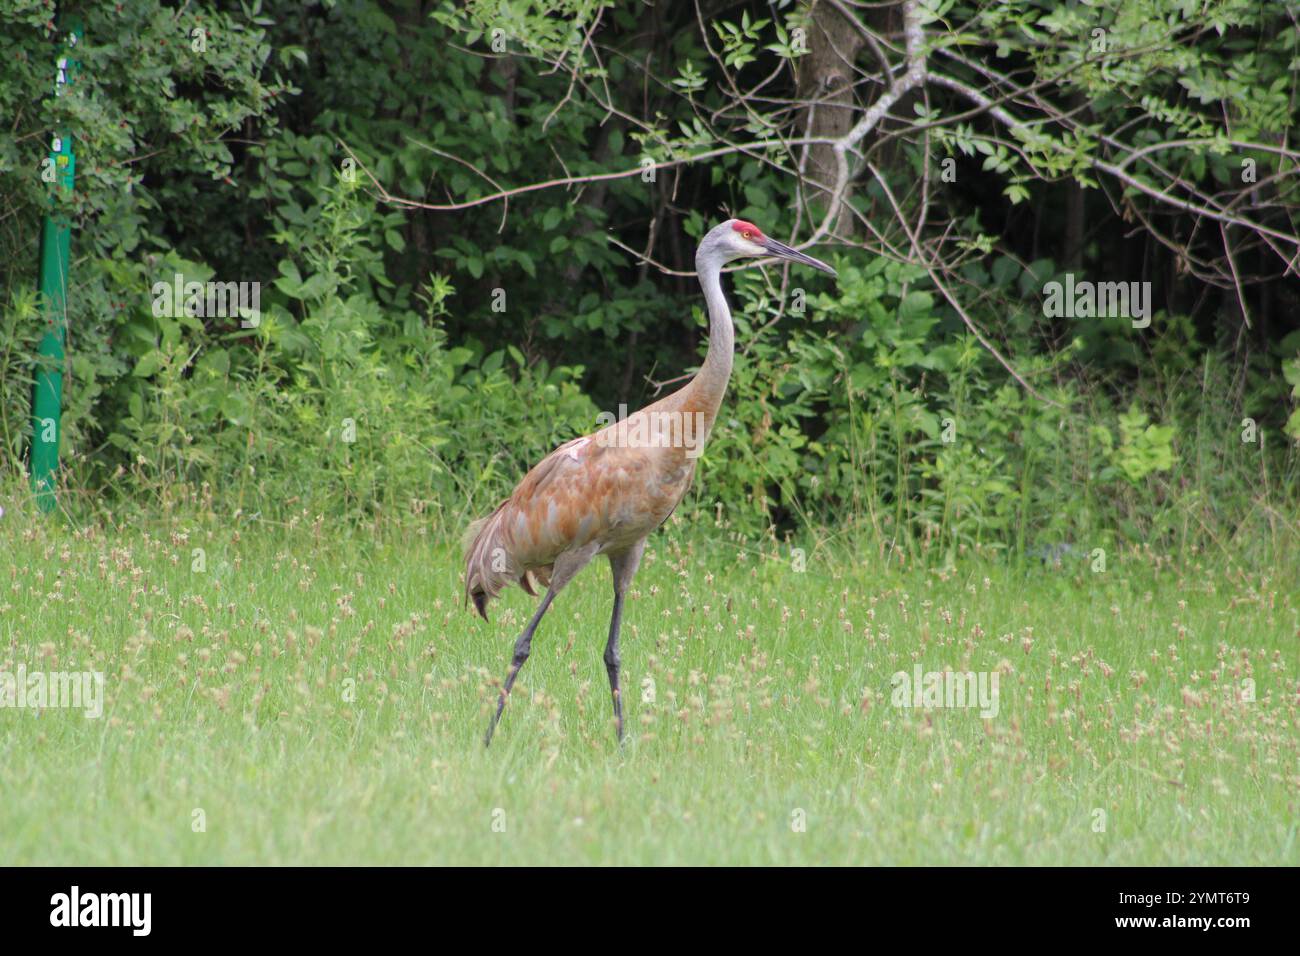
743,231,755,240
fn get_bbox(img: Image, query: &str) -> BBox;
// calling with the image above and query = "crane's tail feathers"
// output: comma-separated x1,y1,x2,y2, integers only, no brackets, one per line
470,588,489,621
463,503,525,622
460,516,489,554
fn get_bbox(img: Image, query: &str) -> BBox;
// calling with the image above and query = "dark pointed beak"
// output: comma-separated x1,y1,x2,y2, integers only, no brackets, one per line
761,237,837,277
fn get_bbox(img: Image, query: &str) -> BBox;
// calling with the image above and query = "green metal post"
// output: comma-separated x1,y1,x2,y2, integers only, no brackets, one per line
30,22,81,512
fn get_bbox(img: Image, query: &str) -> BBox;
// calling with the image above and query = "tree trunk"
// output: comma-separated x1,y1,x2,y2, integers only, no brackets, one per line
797,0,866,238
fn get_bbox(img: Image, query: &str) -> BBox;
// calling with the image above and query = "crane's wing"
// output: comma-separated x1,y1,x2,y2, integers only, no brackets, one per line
464,435,609,617
464,423,696,620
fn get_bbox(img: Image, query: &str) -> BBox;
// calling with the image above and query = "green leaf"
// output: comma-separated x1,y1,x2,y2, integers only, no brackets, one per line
899,290,934,319
133,351,163,378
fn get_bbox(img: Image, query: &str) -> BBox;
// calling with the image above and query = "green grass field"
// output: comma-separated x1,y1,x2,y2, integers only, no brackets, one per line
1,511,1296,865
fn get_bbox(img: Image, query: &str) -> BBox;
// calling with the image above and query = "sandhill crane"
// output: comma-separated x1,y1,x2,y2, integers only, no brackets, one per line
465,219,836,745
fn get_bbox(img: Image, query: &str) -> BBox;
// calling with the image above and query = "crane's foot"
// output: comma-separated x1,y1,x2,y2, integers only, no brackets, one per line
485,702,505,747
612,688,624,746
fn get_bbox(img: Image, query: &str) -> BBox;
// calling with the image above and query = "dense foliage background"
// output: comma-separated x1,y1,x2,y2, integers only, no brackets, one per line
1,0,1298,564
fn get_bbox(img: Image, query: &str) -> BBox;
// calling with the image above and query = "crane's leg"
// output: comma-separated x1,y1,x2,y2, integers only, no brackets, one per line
485,543,597,747
604,539,646,745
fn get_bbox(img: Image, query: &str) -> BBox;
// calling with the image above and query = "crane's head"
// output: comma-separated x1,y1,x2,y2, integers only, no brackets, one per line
700,219,837,277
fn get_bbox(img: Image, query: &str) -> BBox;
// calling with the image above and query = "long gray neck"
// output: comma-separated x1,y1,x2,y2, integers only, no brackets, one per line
690,249,734,411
